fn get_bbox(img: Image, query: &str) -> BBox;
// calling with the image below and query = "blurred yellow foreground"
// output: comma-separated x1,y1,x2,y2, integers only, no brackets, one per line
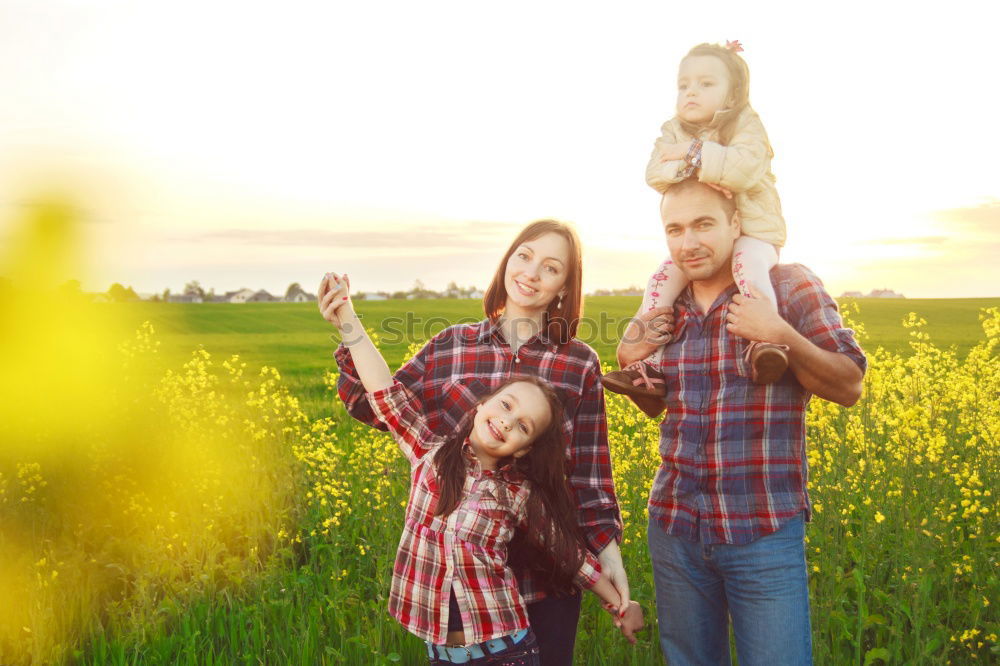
0,198,302,664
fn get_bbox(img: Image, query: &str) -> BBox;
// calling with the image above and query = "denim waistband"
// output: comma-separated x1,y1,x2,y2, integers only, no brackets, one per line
426,628,529,663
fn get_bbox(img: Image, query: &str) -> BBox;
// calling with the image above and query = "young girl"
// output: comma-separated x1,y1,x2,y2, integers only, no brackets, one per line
319,273,640,665
603,40,789,405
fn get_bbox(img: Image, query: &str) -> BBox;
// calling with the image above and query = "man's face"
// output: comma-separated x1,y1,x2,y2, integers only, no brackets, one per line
661,185,740,283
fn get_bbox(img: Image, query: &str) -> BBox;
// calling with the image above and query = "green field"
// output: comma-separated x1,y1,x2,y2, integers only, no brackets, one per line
6,295,993,664
109,296,999,421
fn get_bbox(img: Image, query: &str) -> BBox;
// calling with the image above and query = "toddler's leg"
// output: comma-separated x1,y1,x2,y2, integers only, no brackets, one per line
732,236,789,385
641,257,689,315
602,259,686,414
641,258,689,365
732,236,778,308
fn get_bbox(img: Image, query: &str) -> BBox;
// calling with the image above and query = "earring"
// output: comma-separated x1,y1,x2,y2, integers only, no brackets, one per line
557,295,563,309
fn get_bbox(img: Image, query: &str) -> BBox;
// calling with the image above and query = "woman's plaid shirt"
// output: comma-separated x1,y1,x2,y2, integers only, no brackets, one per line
368,381,602,644
651,264,867,545
335,319,622,602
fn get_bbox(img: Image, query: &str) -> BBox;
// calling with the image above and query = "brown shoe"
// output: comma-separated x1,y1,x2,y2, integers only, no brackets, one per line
602,361,666,398
746,341,790,385
630,393,667,419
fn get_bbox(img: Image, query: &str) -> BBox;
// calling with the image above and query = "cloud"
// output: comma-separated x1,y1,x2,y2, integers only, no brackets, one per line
855,236,948,246
931,198,1000,235
165,221,517,249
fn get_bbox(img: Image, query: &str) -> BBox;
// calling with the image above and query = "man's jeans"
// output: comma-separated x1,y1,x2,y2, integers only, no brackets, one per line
647,513,812,665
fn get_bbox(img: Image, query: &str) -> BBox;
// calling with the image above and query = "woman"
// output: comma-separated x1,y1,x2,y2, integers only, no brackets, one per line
322,220,633,665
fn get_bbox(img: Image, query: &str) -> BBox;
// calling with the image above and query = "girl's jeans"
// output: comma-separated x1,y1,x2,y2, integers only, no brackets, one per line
647,513,813,665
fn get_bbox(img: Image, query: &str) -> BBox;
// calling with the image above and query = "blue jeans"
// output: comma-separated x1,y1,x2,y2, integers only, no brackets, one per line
647,514,812,665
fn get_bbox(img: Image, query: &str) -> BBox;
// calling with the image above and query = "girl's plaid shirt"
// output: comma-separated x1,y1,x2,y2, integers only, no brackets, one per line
367,381,602,645
335,319,622,602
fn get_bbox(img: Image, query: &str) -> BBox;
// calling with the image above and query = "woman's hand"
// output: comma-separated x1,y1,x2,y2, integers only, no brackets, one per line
597,540,631,619
318,272,353,328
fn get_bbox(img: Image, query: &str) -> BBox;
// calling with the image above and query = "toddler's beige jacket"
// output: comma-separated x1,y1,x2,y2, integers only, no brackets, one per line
645,108,786,247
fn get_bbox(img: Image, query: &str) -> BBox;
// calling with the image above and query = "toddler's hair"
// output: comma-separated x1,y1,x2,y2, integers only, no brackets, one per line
680,42,752,146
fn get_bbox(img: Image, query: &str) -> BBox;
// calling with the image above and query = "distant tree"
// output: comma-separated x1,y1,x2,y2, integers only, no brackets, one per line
58,279,83,299
162,288,171,301
107,283,139,302
184,280,205,298
206,287,216,302
391,290,407,300
285,282,302,300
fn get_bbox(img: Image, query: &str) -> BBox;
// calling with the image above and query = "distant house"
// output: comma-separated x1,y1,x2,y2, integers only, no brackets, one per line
168,293,203,303
839,291,864,299
249,289,276,302
468,290,484,300
359,292,388,301
868,288,905,298
284,284,316,302
224,288,256,303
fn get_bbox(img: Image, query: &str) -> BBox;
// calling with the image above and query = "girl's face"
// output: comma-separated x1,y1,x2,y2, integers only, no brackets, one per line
676,55,732,126
470,381,553,469
503,232,570,315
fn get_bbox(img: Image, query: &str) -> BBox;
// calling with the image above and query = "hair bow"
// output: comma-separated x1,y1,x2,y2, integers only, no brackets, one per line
725,40,744,53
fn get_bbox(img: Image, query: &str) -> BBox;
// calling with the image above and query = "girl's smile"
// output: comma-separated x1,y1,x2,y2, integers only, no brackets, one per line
470,381,553,469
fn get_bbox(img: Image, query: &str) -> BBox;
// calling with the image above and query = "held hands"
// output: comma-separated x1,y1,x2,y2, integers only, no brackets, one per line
726,283,789,343
317,272,353,329
601,600,645,645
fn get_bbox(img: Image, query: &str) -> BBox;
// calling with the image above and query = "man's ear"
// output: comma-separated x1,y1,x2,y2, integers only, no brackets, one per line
730,209,742,236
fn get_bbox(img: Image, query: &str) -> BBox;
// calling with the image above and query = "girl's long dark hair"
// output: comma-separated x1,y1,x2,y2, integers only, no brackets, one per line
433,375,588,593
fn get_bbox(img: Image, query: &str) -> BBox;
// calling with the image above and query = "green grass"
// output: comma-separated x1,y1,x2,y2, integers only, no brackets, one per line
66,297,999,666
109,297,999,421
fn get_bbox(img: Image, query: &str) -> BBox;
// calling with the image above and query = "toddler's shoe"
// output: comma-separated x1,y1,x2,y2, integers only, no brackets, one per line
746,341,790,385
629,393,667,419
602,361,666,398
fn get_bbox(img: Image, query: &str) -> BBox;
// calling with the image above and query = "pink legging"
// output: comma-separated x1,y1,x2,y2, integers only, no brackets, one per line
639,236,778,364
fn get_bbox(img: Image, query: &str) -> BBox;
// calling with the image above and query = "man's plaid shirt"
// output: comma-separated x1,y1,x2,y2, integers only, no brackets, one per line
335,319,622,601
651,264,867,545
367,382,601,644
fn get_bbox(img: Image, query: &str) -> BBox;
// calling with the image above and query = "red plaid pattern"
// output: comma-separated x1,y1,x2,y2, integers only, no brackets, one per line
369,381,602,644
651,264,867,545
335,319,622,602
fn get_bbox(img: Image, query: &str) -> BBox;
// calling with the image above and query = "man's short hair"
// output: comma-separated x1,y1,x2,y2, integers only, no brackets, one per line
660,178,738,221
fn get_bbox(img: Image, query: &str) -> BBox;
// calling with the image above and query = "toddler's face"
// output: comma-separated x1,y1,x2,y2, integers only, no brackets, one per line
676,55,732,126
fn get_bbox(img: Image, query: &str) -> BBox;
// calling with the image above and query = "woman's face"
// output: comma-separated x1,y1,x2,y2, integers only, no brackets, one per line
503,232,571,315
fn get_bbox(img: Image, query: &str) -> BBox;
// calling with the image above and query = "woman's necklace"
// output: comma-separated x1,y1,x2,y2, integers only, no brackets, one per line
499,315,538,357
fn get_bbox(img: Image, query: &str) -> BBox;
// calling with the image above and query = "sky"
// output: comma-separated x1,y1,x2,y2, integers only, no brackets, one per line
1,0,998,298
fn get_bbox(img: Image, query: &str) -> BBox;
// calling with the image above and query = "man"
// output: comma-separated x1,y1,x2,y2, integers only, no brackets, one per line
617,179,866,664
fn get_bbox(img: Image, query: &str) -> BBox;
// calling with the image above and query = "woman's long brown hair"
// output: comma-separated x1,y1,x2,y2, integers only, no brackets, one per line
432,375,588,592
